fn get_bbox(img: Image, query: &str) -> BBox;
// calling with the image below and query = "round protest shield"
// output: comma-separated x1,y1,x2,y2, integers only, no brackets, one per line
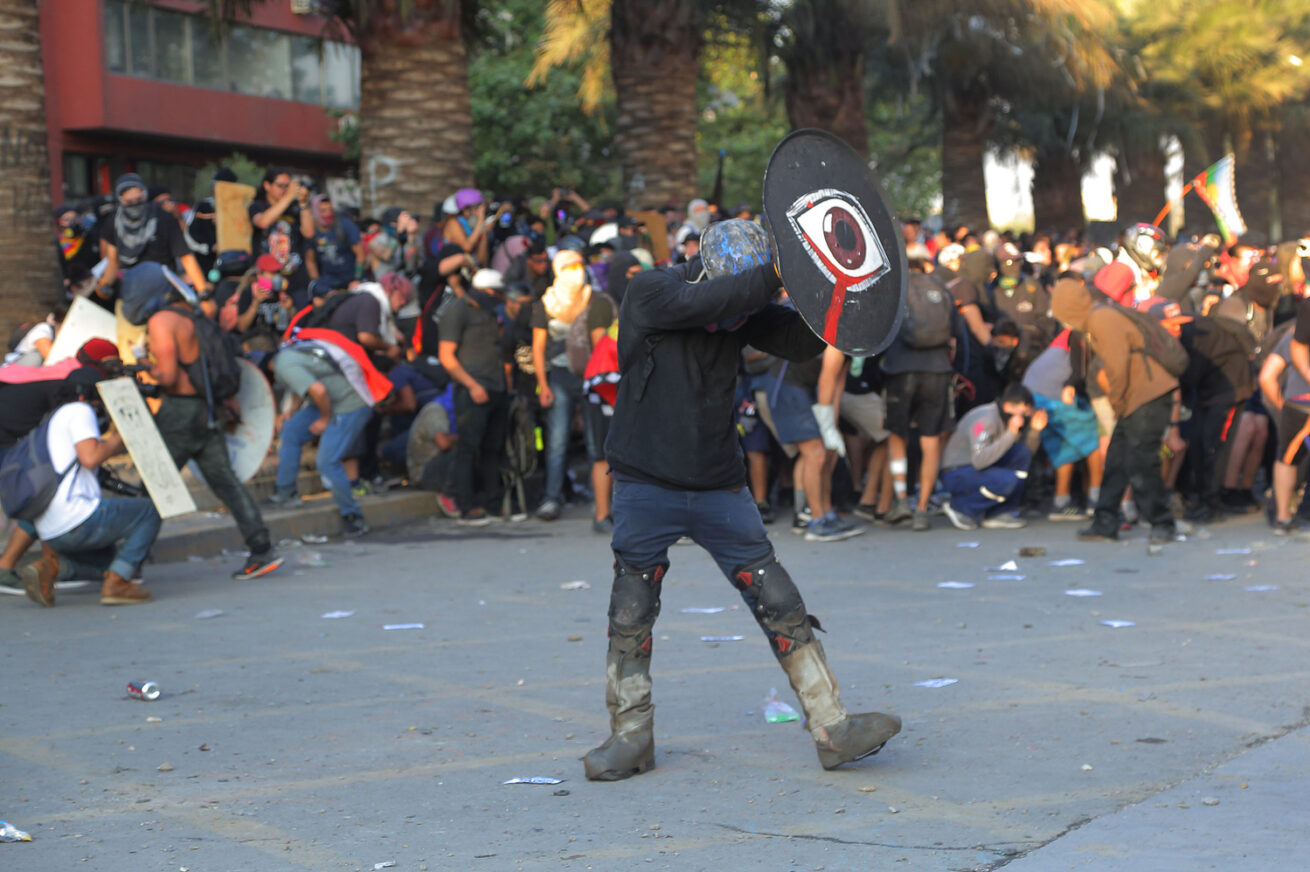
763,129,907,356
188,358,274,484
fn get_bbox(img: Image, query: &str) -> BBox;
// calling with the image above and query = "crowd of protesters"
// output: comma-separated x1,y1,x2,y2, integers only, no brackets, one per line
5,162,1310,605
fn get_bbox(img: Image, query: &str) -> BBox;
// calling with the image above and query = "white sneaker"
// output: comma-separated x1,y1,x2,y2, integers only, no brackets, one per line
981,513,1027,529
942,501,979,531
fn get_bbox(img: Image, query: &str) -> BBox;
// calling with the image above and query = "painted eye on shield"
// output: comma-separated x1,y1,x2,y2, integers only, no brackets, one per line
786,189,889,292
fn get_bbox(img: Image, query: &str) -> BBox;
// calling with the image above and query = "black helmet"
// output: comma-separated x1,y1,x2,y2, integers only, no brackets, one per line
1122,223,1169,274
556,235,587,253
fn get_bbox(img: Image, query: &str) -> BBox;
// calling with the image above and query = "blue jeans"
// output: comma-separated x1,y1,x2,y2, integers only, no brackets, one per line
940,443,1031,522
611,479,773,579
45,497,161,581
278,404,373,517
544,367,586,504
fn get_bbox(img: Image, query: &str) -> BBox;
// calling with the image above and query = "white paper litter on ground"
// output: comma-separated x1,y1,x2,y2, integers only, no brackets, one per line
1245,585,1279,592
560,580,591,590
383,623,424,630
1064,589,1102,597
1100,620,1135,628
956,541,980,548
988,574,1026,581
989,560,1019,571
503,776,565,785
937,581,975,589
914,678,958,688
701,635,745,642
681,607,726,613
1050,559,1086,567
322,610,355,619
194,609,224,619
1205,574,1237,581
1216,548,1252,555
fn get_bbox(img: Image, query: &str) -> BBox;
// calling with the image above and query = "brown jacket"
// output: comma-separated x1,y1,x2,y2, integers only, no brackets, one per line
1051,278,1177,417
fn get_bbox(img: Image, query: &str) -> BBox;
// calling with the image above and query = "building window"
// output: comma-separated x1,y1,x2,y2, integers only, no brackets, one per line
101,0,359,109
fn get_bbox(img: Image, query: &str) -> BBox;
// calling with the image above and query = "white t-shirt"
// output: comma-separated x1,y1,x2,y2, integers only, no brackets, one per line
4,322,55,365
34,402,102,540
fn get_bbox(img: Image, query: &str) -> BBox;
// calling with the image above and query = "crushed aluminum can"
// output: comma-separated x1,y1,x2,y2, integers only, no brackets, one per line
126,680,160,701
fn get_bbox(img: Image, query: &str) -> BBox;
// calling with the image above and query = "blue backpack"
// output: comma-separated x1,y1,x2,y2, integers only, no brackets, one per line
0,415,78,521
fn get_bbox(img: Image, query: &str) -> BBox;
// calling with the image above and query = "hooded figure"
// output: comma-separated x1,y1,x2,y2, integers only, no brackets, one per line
606,251,641,305
111,173,157,265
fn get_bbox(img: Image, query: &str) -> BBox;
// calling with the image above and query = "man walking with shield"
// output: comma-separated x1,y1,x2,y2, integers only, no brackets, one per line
583,131,906,781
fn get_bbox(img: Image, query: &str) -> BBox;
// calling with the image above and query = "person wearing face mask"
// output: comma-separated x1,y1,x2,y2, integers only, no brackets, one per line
95,173,209,302
233,254,294,351
310,194,364,294
437,268,512,525
582,219,901,782
532,250,617,523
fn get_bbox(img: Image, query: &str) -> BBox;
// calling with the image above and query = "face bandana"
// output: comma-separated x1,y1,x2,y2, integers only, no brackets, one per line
543,253,591,323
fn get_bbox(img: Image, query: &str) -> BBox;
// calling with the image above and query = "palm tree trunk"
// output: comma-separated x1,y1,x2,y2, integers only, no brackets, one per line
785,56,868,160
1114,141,1166,226
940,87,991,229
1276,105,1310,237
1234,127,1274,242
0,0,60,331
357,29,474,218
611,0,701,210
1031,147,1085,231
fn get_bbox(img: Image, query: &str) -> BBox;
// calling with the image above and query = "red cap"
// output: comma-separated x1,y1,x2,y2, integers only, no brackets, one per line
1093,262,1136,305
77,337,119,361
255,253,283,274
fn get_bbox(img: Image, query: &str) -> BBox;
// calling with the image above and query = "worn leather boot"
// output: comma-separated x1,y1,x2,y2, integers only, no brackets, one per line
779,640,900,769
101,571,152,606
583,562,664,781
22,544,61,607
582,643,655,780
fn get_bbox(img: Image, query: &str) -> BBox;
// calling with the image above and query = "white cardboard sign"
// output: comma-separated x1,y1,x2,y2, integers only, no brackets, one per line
96,377,196,519
44,297,118,366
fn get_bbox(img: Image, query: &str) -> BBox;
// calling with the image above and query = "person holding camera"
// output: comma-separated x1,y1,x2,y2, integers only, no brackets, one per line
249,168,315,309
939,383,1047,531
231,254,295,352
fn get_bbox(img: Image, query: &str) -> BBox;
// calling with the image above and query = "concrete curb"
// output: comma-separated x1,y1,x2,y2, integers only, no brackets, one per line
149,489,438,564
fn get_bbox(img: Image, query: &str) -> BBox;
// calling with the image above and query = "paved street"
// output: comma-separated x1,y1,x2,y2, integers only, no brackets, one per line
2,509,1307,871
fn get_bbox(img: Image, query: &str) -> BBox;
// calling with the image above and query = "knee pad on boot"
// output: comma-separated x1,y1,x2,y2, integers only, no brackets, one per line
731,554,818,657
607,559,667,655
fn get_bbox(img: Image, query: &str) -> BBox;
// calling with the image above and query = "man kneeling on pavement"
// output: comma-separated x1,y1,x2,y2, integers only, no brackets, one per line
22,372,159,607
940,383,1047,531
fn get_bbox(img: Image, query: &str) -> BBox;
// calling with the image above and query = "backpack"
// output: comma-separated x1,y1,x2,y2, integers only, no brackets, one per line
8,322,34,352
899,274,955,349
175,306,242,428
302,292,358,331
0,414,77,521
566,293,614,377
1103,304,1188,379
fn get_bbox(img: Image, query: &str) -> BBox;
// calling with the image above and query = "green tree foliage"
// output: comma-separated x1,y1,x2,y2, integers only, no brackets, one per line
695,25,789,211
468,0,621,199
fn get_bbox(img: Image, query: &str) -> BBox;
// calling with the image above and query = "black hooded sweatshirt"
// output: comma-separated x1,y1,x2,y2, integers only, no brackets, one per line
605,260,824,491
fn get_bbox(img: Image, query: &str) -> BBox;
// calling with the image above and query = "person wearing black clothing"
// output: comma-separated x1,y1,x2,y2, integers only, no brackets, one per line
95,174,209,301
249,168,316,309
584,219,901,782
437,271,510,524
